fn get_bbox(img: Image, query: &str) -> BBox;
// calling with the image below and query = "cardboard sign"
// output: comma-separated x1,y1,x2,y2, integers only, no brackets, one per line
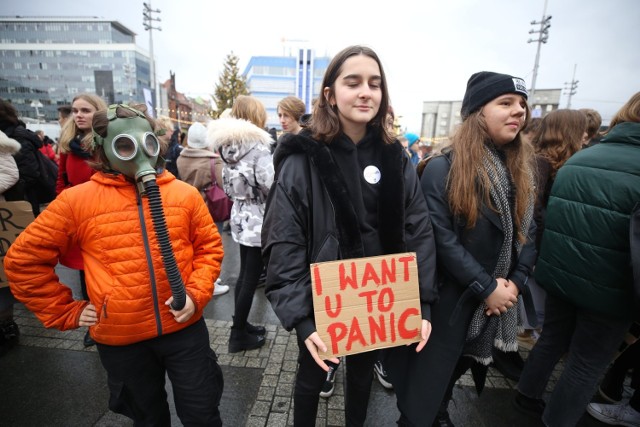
0,201,34,287
311,252,422,358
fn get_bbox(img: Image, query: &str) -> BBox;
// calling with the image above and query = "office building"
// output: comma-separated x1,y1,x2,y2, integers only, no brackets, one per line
0,16,151,121
243,49,330,130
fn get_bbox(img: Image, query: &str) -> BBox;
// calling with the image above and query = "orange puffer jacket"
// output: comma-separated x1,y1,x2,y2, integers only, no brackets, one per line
4,170,223,346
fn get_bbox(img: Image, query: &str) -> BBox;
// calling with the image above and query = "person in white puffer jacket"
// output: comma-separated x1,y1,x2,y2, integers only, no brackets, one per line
208,95,274,353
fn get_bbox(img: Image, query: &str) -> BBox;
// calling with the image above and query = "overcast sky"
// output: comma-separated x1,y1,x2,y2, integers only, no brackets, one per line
4,0,639,130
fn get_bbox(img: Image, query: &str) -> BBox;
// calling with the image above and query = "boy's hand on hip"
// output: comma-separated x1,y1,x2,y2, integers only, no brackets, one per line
166,295,196,323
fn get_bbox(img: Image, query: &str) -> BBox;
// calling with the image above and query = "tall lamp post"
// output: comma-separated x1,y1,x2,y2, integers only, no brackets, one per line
143,2,161,117
564,64,579,108
527,0,552,103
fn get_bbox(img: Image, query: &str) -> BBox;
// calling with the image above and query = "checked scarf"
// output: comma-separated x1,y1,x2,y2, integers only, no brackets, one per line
463,143,534,365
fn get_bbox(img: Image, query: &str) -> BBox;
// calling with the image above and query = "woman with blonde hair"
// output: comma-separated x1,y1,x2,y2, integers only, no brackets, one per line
56,92,107,347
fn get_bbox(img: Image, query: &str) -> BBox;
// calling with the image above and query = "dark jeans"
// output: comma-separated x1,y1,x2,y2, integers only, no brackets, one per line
97,318,223,426
517,293,631,427
293,335,378,426
233,245,263,328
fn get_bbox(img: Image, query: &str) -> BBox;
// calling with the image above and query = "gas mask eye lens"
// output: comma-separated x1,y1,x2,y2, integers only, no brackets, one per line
143,132,160,157
113,136,137,160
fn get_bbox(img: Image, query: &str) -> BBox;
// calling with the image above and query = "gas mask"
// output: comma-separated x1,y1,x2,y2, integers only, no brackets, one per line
93,104,161,194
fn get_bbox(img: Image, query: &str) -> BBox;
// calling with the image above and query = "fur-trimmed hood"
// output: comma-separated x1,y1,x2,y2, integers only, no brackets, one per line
0,130,22,155
207,117,273,164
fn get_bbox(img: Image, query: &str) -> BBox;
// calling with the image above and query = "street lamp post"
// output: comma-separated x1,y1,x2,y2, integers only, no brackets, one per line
564,64,579,108
527,0,552,103
143,2,161,117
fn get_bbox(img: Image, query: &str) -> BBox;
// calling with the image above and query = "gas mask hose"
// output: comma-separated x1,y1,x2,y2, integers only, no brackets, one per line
143,178,186,310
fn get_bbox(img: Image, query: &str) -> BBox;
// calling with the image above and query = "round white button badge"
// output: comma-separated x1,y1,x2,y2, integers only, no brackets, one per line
363,165,381,184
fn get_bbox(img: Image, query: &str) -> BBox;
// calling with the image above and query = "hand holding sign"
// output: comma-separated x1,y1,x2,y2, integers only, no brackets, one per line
311,252,423,358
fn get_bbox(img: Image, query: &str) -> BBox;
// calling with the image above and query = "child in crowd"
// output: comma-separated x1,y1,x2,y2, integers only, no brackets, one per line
4,104,225,426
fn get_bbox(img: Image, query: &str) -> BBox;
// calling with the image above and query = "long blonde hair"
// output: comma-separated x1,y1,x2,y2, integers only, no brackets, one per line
446,109,535,243
58,93,107,153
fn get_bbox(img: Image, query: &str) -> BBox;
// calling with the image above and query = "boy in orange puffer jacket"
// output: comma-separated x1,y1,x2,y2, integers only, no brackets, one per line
4,104,225,426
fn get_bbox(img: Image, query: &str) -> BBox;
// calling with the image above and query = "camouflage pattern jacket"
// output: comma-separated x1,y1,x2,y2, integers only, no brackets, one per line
208,117,274,247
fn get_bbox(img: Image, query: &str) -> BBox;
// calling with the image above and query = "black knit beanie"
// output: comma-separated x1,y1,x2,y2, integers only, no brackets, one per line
460,71,528,120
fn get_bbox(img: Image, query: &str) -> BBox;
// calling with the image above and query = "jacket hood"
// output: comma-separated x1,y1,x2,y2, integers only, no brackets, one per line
0,130,22,154
207,117,273,164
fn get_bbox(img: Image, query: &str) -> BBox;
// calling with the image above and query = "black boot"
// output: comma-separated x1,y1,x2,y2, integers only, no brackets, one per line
246,322,266,336
233,316,265,336
229,326,265,353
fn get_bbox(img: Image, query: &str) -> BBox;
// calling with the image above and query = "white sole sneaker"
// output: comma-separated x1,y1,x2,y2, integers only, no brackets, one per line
214,283,229,296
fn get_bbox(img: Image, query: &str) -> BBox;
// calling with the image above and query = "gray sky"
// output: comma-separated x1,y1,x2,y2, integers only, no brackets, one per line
4,0,639,130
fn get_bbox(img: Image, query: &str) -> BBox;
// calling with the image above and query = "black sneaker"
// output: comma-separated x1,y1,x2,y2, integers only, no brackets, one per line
373,361,394,389
320,363,338,398
513,391,546,418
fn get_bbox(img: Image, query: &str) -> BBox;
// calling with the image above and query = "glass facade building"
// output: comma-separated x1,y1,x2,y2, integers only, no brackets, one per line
0,17,151,121
244,49,329,130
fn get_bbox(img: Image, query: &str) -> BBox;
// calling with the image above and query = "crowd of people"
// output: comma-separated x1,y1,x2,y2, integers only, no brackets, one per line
1,44,639,427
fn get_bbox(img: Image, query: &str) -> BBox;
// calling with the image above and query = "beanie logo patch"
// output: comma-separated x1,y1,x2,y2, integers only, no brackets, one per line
512,78,528,96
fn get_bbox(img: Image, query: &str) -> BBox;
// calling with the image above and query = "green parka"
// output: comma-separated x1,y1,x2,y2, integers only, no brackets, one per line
535,122,640,320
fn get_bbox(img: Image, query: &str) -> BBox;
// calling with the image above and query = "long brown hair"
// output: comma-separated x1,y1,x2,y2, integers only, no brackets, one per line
534,109,586,178
310,45,394,145
58,93,107,153
446,109,535,243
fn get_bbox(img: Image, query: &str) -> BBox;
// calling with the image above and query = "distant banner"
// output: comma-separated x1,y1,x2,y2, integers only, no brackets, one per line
143,88,155,118
0,201,34,287
311,252,422,358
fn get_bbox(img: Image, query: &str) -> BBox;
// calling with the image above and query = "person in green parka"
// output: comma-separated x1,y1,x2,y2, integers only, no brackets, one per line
514,92,640,427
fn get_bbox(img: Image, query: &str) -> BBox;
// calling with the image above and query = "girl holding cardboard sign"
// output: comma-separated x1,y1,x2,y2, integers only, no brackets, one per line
262,46,437,426
388,72,537,426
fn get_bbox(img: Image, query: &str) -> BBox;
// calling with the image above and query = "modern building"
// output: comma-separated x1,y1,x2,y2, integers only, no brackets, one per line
419,88,562,145
243,49,330,130
0,16,151,121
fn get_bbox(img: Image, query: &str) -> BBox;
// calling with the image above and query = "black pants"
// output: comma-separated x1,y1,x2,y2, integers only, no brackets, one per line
233,245,263,328
97,318,223,426
293,335,377,426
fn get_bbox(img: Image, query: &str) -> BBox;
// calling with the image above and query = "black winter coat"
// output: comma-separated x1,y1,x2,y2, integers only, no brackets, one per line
2,123,43,213
262,130,438,340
